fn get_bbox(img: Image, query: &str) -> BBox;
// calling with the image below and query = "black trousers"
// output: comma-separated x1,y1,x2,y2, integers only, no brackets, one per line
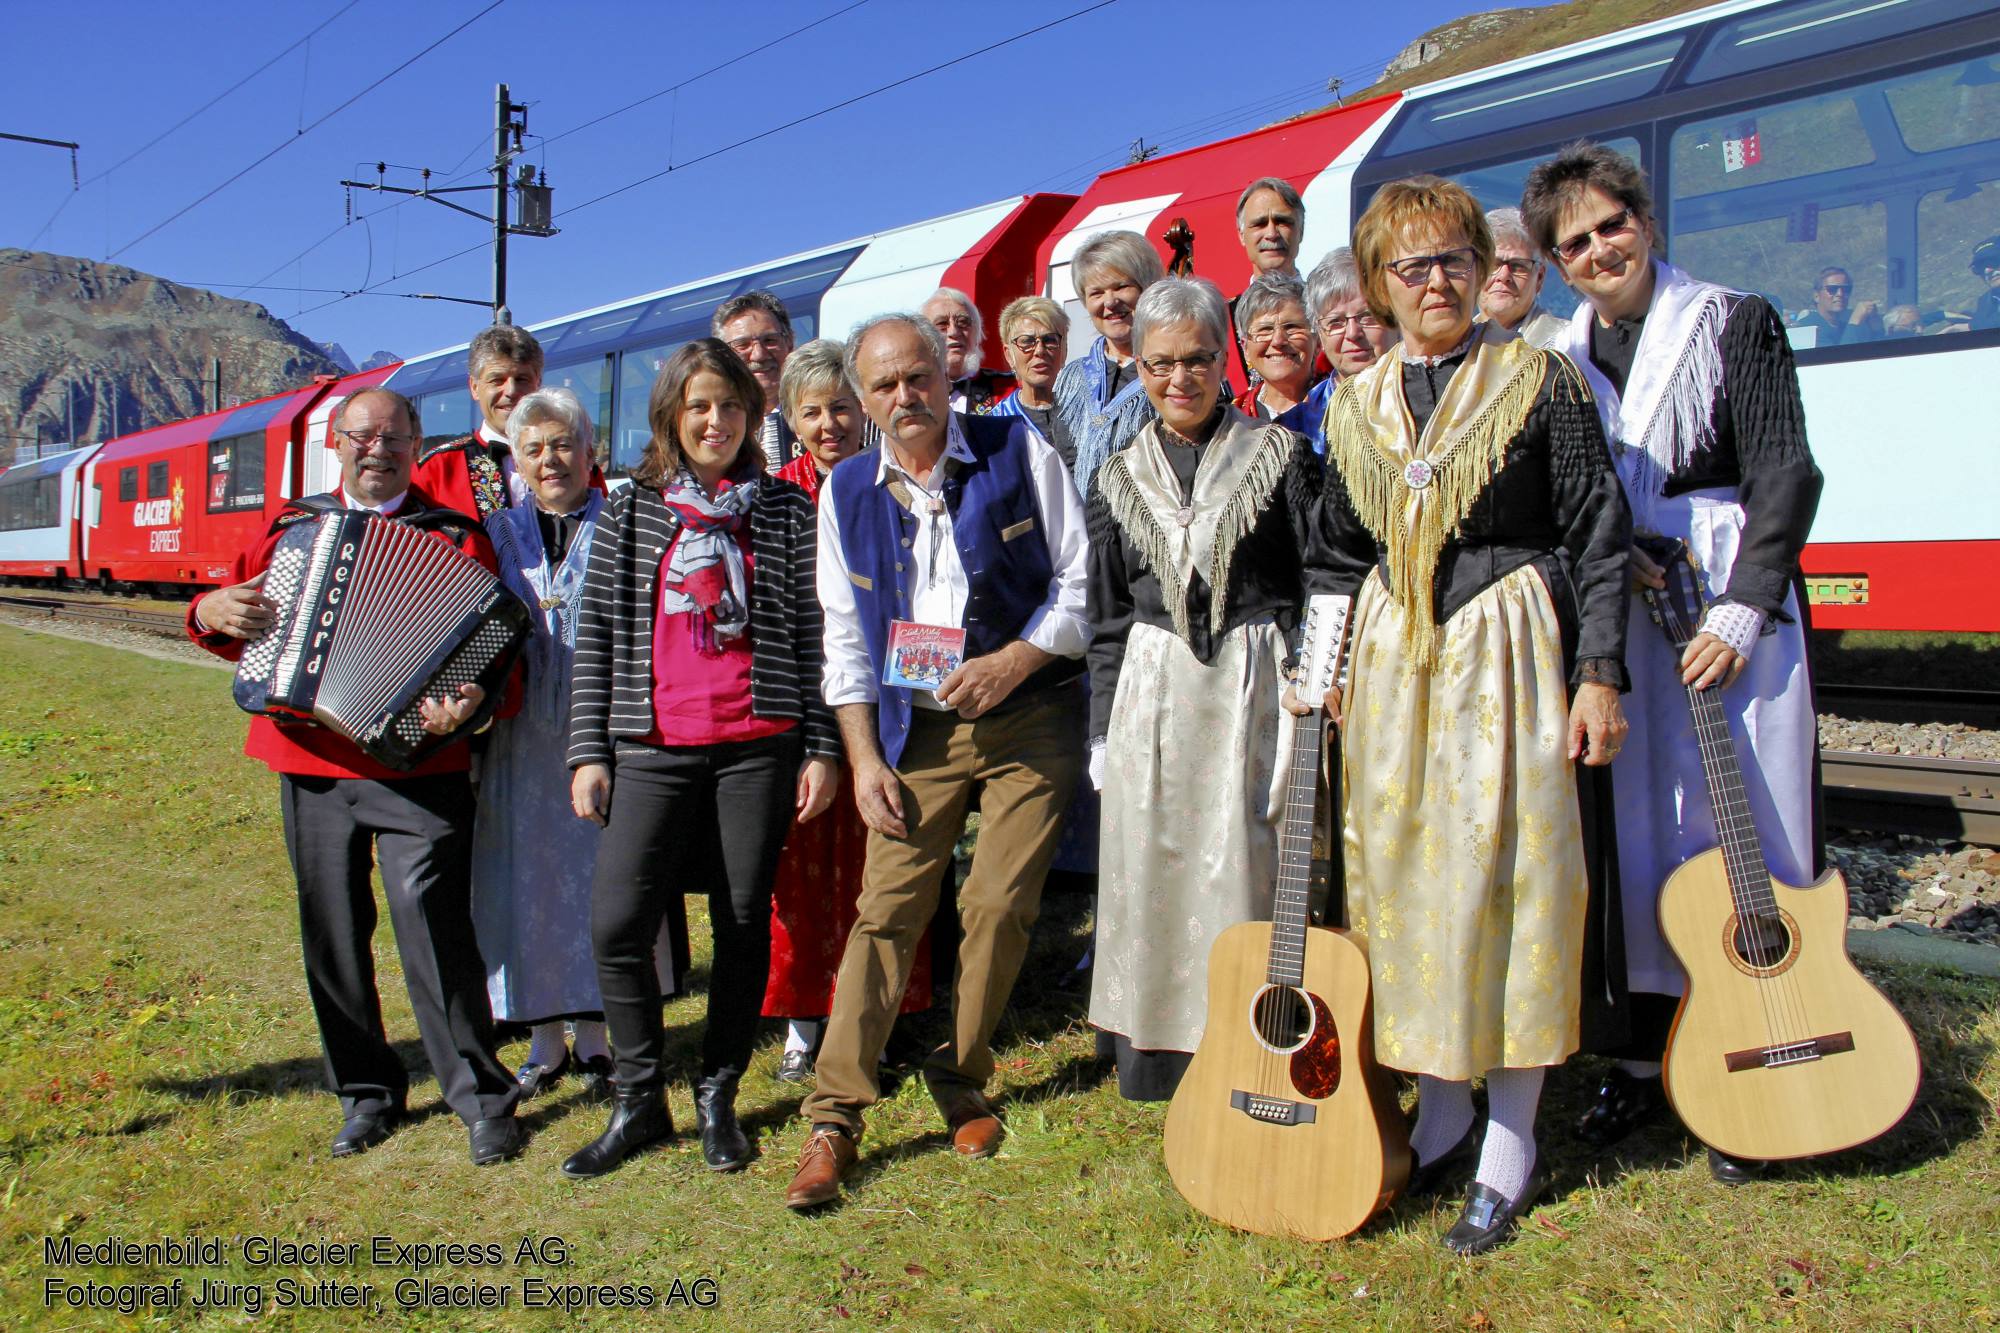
592,732,800,1091
279,772,520,1125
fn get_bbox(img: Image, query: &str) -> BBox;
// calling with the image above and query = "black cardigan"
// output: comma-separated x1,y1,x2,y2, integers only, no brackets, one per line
566,478,838,769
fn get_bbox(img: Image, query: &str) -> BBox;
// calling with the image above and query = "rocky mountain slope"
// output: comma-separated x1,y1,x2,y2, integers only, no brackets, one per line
0,249,346,463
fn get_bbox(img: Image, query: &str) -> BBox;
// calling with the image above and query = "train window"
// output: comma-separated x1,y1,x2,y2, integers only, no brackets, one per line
416,390,475,449
1443,137,1645,320
147,461,170,498
542,355,614,467
1667,48,2000,348
612,342,677,476
206,432,265,513
1375,35,1682,157
0,475,61,532
118,467,137,502
1685,0,1995,85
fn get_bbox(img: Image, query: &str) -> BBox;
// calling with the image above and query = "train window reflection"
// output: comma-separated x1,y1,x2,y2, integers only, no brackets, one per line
1686,0,1995,85
416,391,474,449
542,356,614,467
206,433,265,513
1377,37,1680,155
1918,177,2000,332
613,342,676,476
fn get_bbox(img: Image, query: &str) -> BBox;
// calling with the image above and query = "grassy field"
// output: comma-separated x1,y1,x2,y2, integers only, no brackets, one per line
1,623,1996,1331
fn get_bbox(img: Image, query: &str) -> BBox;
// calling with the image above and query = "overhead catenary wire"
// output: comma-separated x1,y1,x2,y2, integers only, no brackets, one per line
107,0,506,262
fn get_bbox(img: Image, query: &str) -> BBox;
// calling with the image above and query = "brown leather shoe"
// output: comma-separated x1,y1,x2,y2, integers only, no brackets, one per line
944,1095,1004,1158
785,1125,857,1210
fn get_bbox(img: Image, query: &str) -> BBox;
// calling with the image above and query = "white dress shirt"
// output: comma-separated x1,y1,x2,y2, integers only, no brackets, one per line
345,489,407,515
817,412,1090,710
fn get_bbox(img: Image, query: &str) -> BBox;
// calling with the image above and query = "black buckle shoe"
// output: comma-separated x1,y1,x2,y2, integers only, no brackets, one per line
693,1074,751,1172
1443,1170,1549,1256
1575,1068,1666,1148
468,1116,525,1166
561,1089,673,1179
1406,1120,1481,1197
1706,1148,1767,1186
332,1107,401,1159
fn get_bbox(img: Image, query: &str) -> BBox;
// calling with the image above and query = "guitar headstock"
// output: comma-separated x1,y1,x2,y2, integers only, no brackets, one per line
1294,596,1350,708
1640,540,1707,652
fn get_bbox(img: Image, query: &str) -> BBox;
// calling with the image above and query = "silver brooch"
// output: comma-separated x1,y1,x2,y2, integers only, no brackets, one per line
1175,506,1194,528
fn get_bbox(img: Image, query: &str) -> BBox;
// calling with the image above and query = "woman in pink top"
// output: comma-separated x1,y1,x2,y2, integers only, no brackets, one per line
563,338,839,1178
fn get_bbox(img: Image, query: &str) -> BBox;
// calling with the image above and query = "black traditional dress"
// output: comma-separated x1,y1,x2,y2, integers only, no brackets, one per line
1318,323,1631,1079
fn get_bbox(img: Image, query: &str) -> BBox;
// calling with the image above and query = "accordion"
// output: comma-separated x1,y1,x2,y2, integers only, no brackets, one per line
233,508,531,770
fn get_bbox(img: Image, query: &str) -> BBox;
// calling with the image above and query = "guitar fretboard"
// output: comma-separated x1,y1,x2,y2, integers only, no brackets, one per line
1266,708,1325,988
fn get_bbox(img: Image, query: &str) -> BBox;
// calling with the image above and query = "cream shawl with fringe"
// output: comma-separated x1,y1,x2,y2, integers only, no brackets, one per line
1097,407,1292,647
1323,321,1551,666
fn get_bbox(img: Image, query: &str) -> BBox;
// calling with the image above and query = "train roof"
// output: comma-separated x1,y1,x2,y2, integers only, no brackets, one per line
0,444,95,484
89,380,337,465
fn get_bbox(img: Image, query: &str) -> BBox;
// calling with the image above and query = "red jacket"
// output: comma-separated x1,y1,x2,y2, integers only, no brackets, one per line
187,487,508,780
412,430,608,522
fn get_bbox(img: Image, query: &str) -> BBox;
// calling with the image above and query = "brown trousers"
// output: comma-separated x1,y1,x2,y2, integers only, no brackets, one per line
803,684,1083,1135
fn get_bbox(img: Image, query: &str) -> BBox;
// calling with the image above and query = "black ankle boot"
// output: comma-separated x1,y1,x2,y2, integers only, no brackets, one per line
561,1088,672,1179
693,1074,751,1172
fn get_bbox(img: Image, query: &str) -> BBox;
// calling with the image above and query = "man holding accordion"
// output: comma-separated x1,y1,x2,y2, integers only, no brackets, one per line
187,387,528,1166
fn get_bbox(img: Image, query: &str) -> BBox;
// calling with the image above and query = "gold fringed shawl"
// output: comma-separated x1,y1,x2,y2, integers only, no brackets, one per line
1323,322,1551,667
1098,407,1292,646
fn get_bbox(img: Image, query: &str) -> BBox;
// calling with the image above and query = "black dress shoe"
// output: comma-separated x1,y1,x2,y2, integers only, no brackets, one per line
1575,1068,1667,1148
332,1108,401,1159
515,1047,571,1097
561,1089,673,1179
575,1053,615,1103
1443,1170,1549,1256
468,1116,525,1166
693,1074,751,1172
1706,1148,1767,1186
1406,1120,1482,1197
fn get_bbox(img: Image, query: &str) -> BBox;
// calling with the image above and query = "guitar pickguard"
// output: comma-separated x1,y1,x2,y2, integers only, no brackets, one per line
1289,992,1341,1100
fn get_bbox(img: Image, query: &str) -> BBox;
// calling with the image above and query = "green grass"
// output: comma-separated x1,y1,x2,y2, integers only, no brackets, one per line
2,624,1997,1331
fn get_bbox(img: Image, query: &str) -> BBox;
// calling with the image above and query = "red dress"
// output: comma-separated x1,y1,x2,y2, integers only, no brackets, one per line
761,454,931,1018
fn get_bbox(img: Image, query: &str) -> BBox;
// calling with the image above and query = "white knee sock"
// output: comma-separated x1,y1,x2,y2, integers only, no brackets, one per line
570,1020,609,1062
1616,1059,1662,1079
786,1019,820,1055
1410,1075,1477,1166
1475,1065,1545,1202
526,1021,568,1068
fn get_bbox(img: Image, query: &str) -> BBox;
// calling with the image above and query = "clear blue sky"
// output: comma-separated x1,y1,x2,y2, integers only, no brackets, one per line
2,0,1522,361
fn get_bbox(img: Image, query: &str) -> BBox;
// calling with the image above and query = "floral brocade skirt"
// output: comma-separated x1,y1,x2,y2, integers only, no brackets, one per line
1342,564,1588,1080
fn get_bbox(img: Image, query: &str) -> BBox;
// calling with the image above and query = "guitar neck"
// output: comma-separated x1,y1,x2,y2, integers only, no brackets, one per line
1267,707,1324,988
1682,679,1777,916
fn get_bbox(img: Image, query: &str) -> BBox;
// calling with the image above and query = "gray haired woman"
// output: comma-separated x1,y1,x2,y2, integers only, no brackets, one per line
1481,207,1567,348
1233,271,1317,421
1290,247,1399,445
1084,276,1338,1100
469,387,615,1097
1055,229,1167,495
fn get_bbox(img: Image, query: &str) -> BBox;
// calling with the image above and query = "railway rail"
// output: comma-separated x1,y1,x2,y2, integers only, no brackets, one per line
1822,751,2000,848
1816,683,2000,732
0,593,187,638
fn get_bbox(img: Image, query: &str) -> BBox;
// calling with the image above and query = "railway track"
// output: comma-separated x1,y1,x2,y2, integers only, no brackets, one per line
1817,682,2000,731
1822,750,2000,847
0,593,187,638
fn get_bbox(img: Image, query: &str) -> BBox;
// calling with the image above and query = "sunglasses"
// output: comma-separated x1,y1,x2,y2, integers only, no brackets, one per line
1820,283,1852,295
1010,334,1062,354
1554,208,1638,263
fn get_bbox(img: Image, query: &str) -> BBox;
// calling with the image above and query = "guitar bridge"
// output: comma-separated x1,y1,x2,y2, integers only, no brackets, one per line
1723,1031,1855,1072
1230,1090,1317,1126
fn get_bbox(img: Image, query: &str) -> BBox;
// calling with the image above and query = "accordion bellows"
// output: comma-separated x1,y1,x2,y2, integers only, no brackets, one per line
234,511,531,770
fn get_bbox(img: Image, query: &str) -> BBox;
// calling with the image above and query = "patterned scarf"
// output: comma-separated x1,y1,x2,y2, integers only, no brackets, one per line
658,467,758,654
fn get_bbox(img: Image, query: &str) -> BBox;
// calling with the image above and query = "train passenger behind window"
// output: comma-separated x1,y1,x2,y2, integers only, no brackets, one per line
1970,235,2000,331
1792,266,1883,346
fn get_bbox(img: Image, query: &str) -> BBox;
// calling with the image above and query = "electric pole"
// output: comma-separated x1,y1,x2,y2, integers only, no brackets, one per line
340,84,558,326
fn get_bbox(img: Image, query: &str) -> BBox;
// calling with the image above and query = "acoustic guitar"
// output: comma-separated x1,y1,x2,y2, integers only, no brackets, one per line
1163,599,1410,1240
1646,548,1920,1161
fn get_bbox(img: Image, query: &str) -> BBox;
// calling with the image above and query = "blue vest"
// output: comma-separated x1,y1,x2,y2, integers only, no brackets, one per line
829,414,1056,767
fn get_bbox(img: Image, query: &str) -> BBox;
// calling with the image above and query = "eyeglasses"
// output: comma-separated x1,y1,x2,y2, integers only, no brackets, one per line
726,334,788,355
1246,320,1312,347
1820,283,1852,295
1010,334,1062,354
1554,208,1637,262
1490,257,1540,279
338,428,415,451
1138,350,1222,377
1385,247,1479,286
1319,312,1384,336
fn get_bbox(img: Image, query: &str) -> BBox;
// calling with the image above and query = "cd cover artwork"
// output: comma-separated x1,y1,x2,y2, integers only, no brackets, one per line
882,620,966,692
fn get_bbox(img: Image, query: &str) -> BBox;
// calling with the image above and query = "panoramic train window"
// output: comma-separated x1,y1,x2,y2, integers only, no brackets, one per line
1686,0,1997,85
1667,49,2000,347
414,390,475,448
0,474,61,532
206,432,265,513
1445,137,1645,320
612,341,676,475
118,467,137,502
541,356,614,467
147,461,170,499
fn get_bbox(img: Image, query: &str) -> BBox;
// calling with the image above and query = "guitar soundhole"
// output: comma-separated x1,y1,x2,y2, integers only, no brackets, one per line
1250,985,1313,1055
1728,910,1798,975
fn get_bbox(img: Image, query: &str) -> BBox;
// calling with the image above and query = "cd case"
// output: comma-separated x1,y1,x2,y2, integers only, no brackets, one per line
883,620,966,692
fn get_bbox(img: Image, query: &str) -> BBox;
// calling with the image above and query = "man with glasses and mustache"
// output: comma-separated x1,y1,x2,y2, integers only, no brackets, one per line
715,290,803,469
785,312,1089,1210
922,287,1016,415
1793,266,1882,346
188,388,528,1167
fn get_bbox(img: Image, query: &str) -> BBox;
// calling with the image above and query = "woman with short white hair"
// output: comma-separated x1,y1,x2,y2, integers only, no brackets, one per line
1232,271,1317,421
470,386,614,1099
1085,276,1339,1101
1481,207,1567,348
1056,230,1167,495
1289,247,1399,445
